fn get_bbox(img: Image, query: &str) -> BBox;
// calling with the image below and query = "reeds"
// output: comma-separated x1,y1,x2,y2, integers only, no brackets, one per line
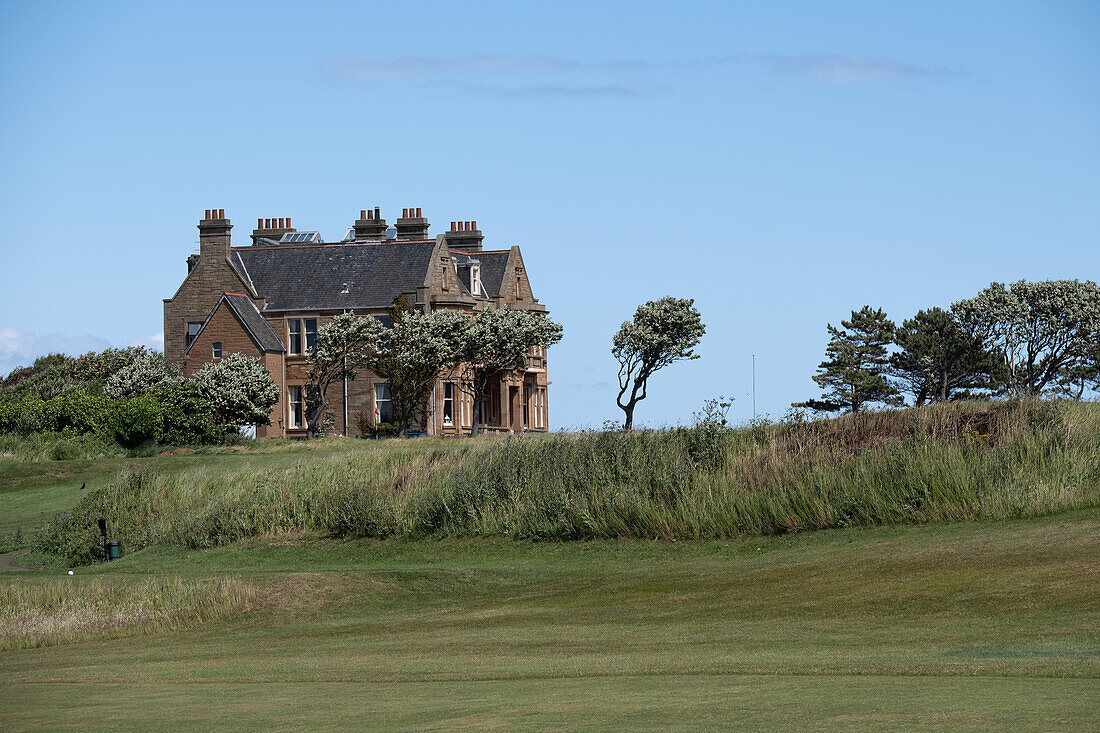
35,401,1100,564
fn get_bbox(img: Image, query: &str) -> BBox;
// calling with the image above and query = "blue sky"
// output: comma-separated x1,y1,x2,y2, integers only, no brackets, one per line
1,1,1097,428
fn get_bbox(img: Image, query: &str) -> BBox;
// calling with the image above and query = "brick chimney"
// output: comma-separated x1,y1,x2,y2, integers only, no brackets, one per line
443,220,484,253
198,209,232,260
251,216,296,245
353,207,387,240
395,206,429,240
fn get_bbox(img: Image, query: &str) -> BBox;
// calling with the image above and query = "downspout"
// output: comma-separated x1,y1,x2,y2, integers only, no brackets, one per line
343,355,348,437
432,383,437,436
281,354,287,438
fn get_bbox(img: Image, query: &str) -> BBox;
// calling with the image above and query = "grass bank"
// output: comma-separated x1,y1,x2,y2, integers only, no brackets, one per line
0,575,255,649
3,509,1098,730
34,400,1100,564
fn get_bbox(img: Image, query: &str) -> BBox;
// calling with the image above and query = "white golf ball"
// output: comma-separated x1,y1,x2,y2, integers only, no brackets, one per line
68,570,74,575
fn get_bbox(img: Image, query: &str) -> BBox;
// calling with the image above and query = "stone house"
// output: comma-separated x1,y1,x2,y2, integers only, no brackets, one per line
163,208,550,438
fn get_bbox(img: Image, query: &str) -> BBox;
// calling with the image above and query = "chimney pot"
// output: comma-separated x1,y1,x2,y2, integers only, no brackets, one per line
257,218,263,228
450,221,456,231
286,217,291,228
416,207,422,218
471,220,477,230
360,209,366,220
264,218,271,228
218,209,224,219
205,210,211,220
402,208,408,218
374,206,380,219
278,217,285,228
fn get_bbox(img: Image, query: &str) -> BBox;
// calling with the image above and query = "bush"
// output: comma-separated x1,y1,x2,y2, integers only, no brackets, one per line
109,393,163,448
156,381,224,446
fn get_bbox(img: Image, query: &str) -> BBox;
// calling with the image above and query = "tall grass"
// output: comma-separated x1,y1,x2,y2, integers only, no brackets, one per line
0,576,255,649
35,401,1100,564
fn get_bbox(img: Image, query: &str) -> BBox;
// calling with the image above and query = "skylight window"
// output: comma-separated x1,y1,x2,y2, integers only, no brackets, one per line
279,231,323,244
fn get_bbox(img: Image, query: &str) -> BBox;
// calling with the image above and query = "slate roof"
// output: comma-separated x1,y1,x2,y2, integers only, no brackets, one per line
232,241,437,312
223,294,285,352
475,251,511,299
185,293,286,355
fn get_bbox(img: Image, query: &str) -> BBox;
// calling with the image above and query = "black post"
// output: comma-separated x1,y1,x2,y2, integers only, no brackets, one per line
97,517,108,562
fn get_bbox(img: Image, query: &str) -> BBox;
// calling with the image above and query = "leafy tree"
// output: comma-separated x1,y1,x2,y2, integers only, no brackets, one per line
194,353,280,432
156,381,223,445
613,297,705,431
108,393,163,448
366,297,468,438
452,308,563,436
797,306,901,414
953,279,1100,398
103,350,180,398
305,312,386,439
889,307,1002,405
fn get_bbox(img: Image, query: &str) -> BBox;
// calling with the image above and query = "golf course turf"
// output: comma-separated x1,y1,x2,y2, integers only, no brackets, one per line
2,508,1097,730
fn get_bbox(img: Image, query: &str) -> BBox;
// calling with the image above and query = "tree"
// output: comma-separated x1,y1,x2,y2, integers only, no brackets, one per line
889,307,1002,405
304,312,386,438
953,279,1100,398
103,350,180,399
366,297,469,438
797,306,901,414
452,308,563,436
194,353,280,432
613,297,705,431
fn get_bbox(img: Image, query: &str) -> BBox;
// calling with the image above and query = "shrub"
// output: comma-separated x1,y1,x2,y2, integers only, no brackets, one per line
108,393,163,448
156,381,224,445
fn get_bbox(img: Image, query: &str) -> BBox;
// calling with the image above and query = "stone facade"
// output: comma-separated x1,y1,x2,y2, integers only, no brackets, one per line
164,208,550,438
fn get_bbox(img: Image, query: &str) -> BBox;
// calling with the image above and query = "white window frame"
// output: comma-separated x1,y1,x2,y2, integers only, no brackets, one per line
443,382,454,426
288,385,303,429
212,342,222,358
374,382,393,424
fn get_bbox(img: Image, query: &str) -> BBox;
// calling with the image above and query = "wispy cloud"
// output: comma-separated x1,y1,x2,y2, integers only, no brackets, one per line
496,84,641,99
330,51,955,99
333,54,646,82
719,53,954,84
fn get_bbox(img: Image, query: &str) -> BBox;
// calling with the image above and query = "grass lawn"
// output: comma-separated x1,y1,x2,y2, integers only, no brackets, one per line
2,507,1097,730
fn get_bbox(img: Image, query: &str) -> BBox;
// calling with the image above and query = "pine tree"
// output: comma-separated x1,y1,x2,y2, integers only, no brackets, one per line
796,306,901,414
889,307,1001,405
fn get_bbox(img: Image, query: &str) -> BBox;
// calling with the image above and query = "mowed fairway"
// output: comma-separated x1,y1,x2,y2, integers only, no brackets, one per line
2,509,1097,731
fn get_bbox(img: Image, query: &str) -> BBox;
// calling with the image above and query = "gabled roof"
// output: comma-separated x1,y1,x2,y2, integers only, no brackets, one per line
185,293,285,355
232,241,437,311
475,251,511,299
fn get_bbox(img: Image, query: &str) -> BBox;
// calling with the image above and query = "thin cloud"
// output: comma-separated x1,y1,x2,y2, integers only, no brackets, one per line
496,84,641,99
333,54,646,82
701,53,954,84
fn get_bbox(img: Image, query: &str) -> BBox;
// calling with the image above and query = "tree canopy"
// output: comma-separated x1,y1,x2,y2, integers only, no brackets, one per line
889,307,1002,405
452,307,563,436
613,296,705,431
797,306,900,414
194,353,280,431
953,279,1100,398
305,311,386,438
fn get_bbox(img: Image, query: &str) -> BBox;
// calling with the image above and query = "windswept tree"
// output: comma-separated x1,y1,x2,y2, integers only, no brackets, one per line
889,307,1002,405
613,297,705,431
366,297,469,438
194,353,279,432
452,308,563,436
305,312,386,438
953,279,1100,398
796,306,901,414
